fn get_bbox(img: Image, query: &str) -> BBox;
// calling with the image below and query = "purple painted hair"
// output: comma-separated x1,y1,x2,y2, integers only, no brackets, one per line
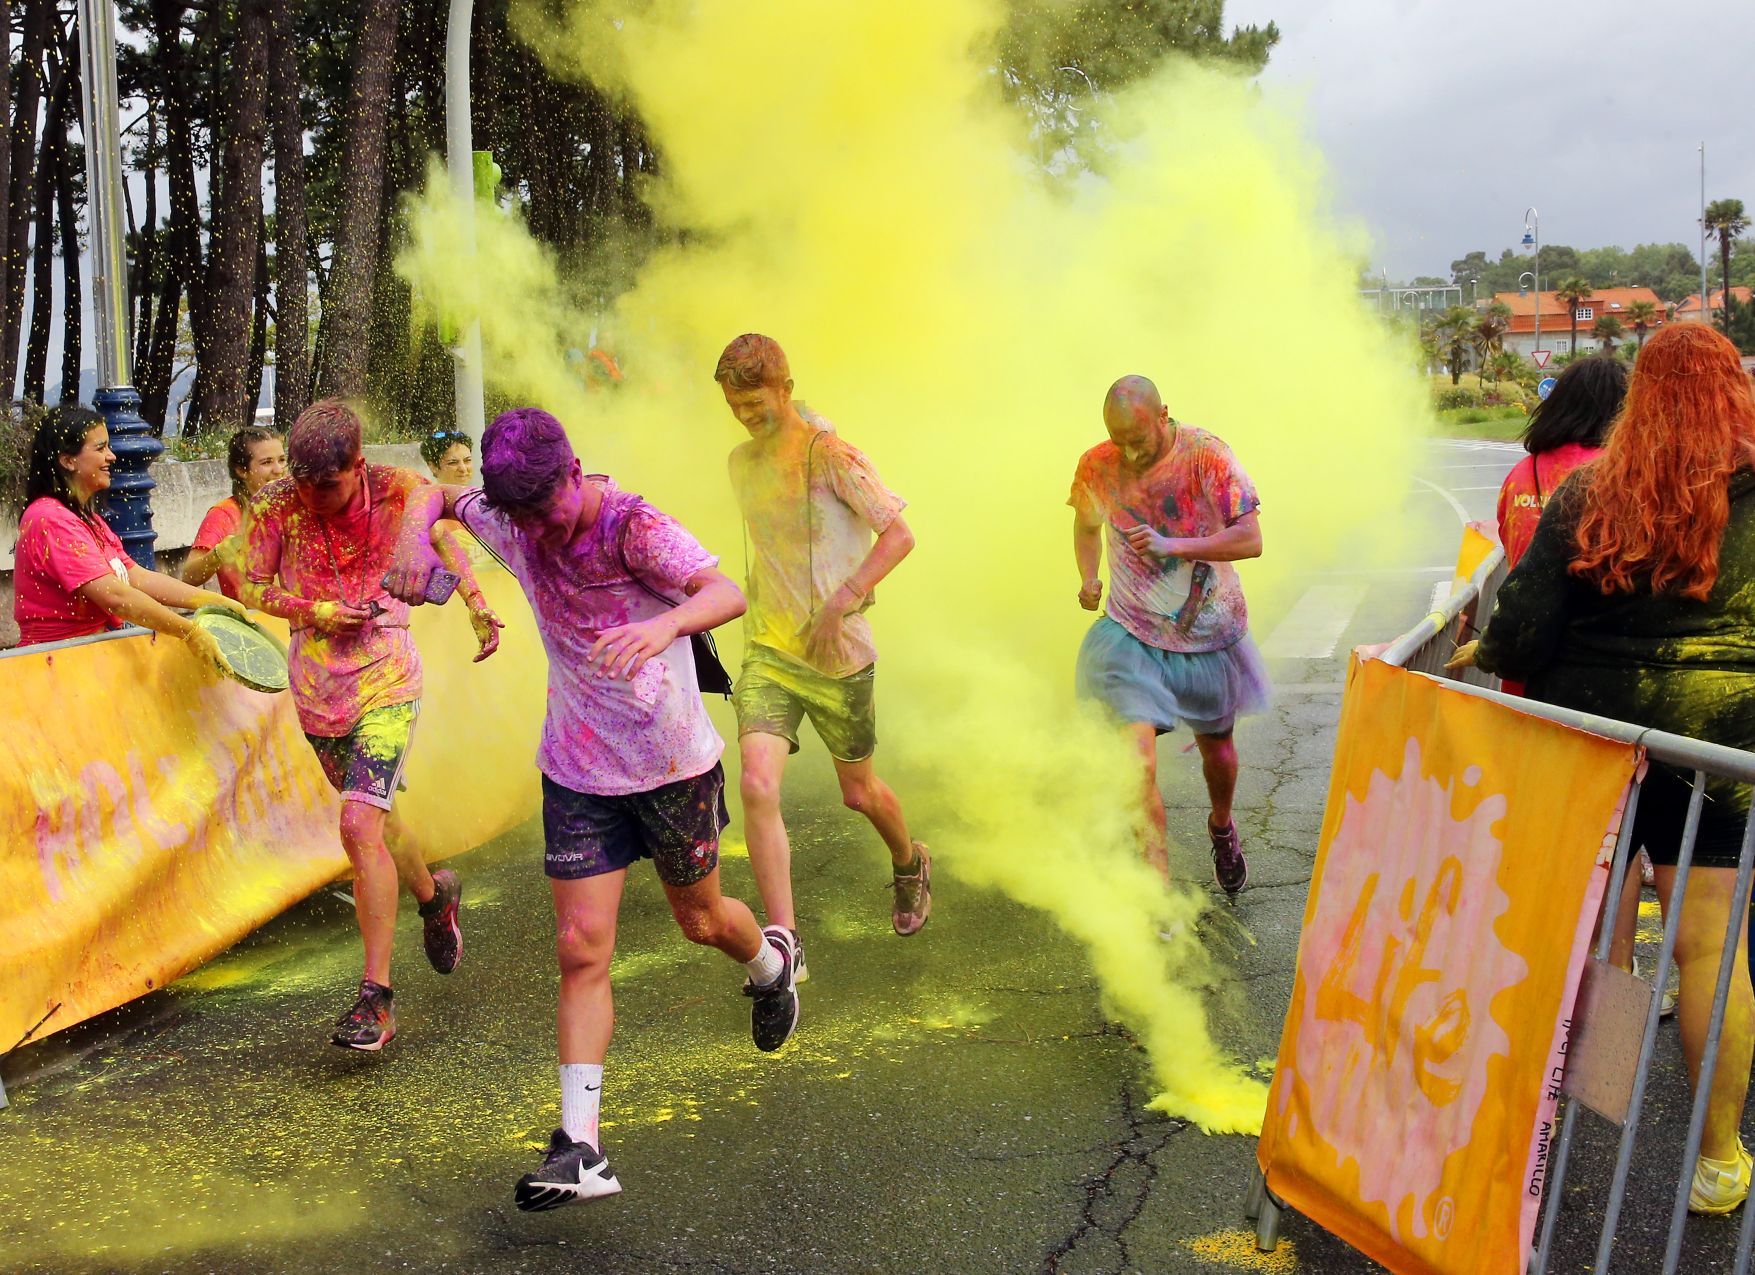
480,407,576,513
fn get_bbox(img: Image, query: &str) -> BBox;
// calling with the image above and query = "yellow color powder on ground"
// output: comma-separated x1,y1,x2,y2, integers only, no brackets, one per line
399,0,1429,1136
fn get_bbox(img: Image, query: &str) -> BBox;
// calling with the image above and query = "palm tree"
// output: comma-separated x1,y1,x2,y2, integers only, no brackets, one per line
1557,279,1593,356
1473,307,1510,379
1488,350,1525,385
1594,313,1625,351
1704,198,1749,332
1626,299,1658,348
1431,305,1478,385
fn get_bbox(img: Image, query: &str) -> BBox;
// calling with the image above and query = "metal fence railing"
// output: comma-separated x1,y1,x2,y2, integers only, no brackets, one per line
1250,548,1755,1273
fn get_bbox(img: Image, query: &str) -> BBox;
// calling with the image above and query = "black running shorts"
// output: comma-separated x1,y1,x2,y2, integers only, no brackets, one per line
540,764,729,886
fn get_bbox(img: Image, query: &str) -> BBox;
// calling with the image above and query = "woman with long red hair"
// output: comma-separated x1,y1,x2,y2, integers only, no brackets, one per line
1475,322,1755,1215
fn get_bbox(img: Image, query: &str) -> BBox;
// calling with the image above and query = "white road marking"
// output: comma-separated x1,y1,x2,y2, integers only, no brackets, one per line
1412,475,1472,528
1313,565,1453,577
1429,581,1451,612
1434,439,1521,452
1259,585,1368,659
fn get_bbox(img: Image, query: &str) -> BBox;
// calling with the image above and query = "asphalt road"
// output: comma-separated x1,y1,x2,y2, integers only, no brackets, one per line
5,440,1738,1274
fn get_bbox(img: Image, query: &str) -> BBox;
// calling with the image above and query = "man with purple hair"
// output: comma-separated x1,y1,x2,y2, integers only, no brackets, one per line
244,399,496,1052
388,406,799,1212
716,333,931,977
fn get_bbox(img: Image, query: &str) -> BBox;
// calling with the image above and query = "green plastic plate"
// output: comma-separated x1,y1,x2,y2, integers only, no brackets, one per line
191,605,290,694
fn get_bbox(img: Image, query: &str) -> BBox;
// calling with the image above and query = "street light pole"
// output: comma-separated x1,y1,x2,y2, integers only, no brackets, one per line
446,0,486,444
1523,207,1541,359
77,0,159,567
1700,142,1709,322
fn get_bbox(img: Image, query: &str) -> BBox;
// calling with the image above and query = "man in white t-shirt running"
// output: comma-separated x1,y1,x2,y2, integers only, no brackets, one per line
718,334,931,983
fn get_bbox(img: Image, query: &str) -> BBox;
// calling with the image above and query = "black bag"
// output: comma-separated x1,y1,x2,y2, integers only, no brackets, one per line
617,518,735,698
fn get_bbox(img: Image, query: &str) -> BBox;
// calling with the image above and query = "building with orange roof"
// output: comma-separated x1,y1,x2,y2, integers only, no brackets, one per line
1491,286,1667,360
1674,287,1753,324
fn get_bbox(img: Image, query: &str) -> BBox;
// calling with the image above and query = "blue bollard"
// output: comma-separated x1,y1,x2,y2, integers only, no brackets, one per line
94,386,161,569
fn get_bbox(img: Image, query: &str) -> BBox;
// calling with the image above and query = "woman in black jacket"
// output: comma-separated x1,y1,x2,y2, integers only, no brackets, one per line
1470,323,1755,1215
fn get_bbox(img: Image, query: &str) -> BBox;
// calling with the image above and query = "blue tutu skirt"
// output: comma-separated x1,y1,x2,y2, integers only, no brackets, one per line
1075,616,1271,736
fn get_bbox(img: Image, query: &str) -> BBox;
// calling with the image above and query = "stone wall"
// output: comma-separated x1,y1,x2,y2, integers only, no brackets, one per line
0,443,424,646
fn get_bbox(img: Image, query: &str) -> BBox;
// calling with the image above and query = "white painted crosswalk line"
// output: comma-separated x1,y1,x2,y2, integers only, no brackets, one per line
1259,585,1368,659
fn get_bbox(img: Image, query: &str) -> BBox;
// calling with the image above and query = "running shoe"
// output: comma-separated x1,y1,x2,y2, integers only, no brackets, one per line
1211,822,1248,896
331,979,396,1051
514,1129,623,1211
1689,1142,1753,1215
750,925,800,1052
743,929,808,994
891,842,932,936
418,867,463,975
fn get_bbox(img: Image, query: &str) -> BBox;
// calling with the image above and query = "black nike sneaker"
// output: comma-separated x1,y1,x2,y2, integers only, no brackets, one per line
742,928,808,994
514,1129,623,1211
331,979,396,1051
750,925,800,1052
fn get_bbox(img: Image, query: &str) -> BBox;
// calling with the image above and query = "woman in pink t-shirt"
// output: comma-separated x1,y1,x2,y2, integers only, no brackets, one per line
182,425,286,598
11,405,243,658
1496,354,1627,567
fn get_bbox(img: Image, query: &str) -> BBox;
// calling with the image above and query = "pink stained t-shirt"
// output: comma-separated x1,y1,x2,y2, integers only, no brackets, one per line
1068,426,1261,654
456,480,723,797
13,497,132,645
1496,442,1601,568
243,466,423,737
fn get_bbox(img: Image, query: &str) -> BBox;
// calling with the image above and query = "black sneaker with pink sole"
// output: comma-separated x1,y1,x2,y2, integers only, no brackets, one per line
1210,823,1247,897
419,867,463,975
331,979,396,1051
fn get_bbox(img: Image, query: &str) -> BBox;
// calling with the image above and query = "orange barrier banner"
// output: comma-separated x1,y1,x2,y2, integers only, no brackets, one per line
1256,658,1638,1274
0,567,543,1052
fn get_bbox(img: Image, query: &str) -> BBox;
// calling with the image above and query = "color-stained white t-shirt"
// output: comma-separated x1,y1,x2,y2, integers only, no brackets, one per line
457,480,723,796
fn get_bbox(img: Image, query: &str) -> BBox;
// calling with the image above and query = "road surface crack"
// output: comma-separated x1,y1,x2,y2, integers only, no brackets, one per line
1041,1086,1186,1273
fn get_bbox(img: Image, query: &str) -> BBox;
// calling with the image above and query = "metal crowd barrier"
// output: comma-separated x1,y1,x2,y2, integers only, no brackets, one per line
1249,548,1755,1274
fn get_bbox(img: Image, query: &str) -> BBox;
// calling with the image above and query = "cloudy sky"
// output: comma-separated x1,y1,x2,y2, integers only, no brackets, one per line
1226,0,1755,281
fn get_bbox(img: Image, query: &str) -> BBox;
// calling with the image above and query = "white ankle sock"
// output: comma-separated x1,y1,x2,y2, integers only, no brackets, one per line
560,1063,603,1147
745,936,784,988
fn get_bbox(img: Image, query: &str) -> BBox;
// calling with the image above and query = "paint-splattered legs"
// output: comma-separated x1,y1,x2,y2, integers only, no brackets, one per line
740,731,798,929
1124,723,1170,886
831,756,915,869
385,810,436,905
661,867,765,962
1193,731,1238,830
552,870,626,1065
1654,864,1755,1162
339,799,399,985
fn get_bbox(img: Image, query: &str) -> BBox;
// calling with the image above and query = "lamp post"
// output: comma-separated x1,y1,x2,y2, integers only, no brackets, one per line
446,0,486,444
77,0,159,567
1522,207,1541,360
1699,142,1709,323
1518,272,1538,361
